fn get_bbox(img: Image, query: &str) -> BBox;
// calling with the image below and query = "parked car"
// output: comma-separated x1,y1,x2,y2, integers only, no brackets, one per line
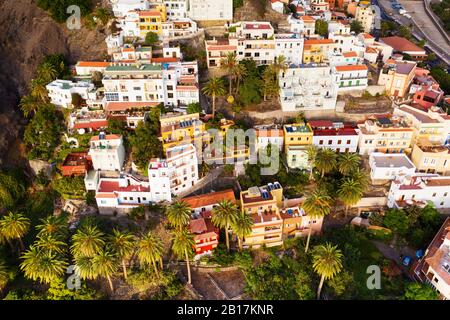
402,256,413,266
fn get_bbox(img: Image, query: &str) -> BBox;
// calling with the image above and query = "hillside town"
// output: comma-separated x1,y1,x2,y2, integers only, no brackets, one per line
0,0,450,302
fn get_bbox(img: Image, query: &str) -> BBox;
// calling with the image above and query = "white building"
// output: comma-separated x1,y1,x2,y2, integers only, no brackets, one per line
328,51,359,67
188,0,233,21
111,44,152,63
149,143,199,196
271,0,285,14
106,32,125,55
235,21,276,66
329,33,358,53
369,152,416,183
165,0,189,20
102,60,199,107
275,33,304,65
46,80,95,108
332,64,369,93
412,218,450,300
309,121,359,152
110,0,150,18
254,126,285,151
387,174,450,209
95,173,155,214
162,18,198,39
328,21,351,35
355,3,375,33
279,63,338,112
88,133,126,172
75,61,112,77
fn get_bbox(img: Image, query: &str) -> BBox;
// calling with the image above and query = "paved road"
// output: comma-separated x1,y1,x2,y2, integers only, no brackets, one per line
376,0,450,65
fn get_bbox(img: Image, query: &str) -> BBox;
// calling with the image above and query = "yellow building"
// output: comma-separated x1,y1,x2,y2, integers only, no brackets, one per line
284,123,313,169
139,5,167,37
357,117,414,155
160,112,207,151
378,60,416,98
240,183,284,248
393,105,450,146
411,140,450,175
303,39,337,63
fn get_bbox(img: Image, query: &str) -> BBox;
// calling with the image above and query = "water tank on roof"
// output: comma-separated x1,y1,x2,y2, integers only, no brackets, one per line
163,63,169,70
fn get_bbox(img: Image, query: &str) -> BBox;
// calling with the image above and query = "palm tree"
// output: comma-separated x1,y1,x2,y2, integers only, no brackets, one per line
71,225,105,258
172,229,195,284
305,145,319,181
20,246,68,284
30,78,49,102
35,234,67,255
37,62,58,83
337,153,361,176
312,243,343,299
109,229,135,280
74,255,98,281
202,77,226,117
92,249,118,293
36,215,67,239
233,63,247,94
0,212,30,252
315,148,337,178
166,201,192,231
337,177,364,216
137,231,163,277
220,52,238,95
302,190,332,253
230,211,253,251
261,68,278,101
19,95,39,118
272,55,288,76
211,200,239,252
95,7,112,26
351,168,370,193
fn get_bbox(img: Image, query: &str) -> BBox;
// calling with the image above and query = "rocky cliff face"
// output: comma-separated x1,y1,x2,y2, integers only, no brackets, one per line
0,0,108,167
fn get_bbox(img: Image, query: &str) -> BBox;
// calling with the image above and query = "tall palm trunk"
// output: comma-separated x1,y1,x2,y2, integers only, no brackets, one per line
185,249,191,284
151,257,160,278
18,238,25,252
344,205,349,217
309,166,314,181
229,75,233,95
305,226,313,253
107,275,114,293
212,94,216,117
122,259,128,280
225,223,230,252
236,78,241,94
159,257,163,270
317,274,325,300
238,237,243,252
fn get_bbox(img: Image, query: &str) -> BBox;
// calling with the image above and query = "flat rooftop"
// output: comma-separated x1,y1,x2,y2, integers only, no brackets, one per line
371,153,415,169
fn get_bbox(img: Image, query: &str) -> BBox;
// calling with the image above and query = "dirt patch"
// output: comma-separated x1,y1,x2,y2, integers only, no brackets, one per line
209,270,246,298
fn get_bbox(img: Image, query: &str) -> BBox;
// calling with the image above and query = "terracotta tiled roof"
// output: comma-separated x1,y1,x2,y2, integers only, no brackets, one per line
335,65,368,72
182,189,236,209
105,101,159,112
77,61,111,68
342,51,358,58
304,39,335,45
380,36,426,53
90,134,121,141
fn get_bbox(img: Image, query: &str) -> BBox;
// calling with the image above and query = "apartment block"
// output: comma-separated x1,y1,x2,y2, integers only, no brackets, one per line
274,33,304,66
411,141,450,176
159,112,207,152
332,64,368,93
279,63,338,112
309,120,359,152
388,174,450,209
412,217,450,300
369,152,416,183
183,189,236,256
46,80,95,108
288,15,316,37
281,205,323,239
378,60,417,98
240,182,284,249
357,117,414,155
110,0,150,18
355,1,375,33
303,39,337,63
284,123,313,169
149,143,199,196
102,60,199,108
188,0,233,21
394,105,450,145
254,126,285,151
88,133,126,171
